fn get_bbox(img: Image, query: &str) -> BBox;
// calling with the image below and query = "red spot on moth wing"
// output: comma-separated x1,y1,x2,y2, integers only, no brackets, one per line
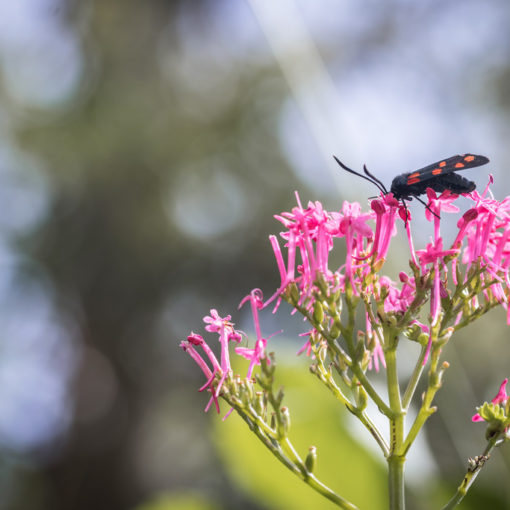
432,168,442,175
454,162,465,168
407,177,420,185
439,161,446,167
464,155,475,162
408,172,420,179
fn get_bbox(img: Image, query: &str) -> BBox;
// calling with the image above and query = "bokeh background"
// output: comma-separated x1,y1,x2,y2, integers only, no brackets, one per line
1,1,510,509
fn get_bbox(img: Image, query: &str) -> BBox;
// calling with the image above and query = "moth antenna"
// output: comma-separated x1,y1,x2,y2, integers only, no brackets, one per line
363,165,388,195
333,156,386,195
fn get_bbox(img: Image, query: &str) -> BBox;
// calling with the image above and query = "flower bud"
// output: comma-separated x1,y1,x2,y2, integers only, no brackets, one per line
305,446,317,473
276,387,285,406
356,385,368,411
245,379,254,401
289,283,300,305
330,323,341,339
313,301,325,324
280,406,291,436
254,391,266,417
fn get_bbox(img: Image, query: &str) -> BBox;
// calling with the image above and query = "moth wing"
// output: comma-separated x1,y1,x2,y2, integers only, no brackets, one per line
404,154,489,186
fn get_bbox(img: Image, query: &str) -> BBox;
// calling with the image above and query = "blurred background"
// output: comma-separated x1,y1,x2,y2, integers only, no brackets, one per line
1,0,510,509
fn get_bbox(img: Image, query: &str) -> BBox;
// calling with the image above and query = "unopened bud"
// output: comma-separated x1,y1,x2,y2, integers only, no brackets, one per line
373,257,385,273
289,283,300,304
305,446,317,473
245,380,254,401
276,387,285,406
313,301,325,324
356,385,368,411
280,406,291,436
254,391,265,416
330,323,341,339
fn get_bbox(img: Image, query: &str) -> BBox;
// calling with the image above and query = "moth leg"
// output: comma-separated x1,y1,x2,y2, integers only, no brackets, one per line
415,196,440,219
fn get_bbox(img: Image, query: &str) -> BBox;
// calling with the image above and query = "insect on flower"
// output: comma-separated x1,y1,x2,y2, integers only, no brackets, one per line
334,154,490,216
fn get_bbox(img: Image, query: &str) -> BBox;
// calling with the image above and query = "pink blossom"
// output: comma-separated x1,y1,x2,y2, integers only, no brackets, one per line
415,237,459,360
184,182,510,414
453,208,479,247
269,194,338,309
379,275,415,314
202,309,243,400
416,238,459,266
338,201,374,281
370,197,398,261
425,189,460,244
181,333,222,413
425,189,460,221
237,289,277,378
297,329,317,357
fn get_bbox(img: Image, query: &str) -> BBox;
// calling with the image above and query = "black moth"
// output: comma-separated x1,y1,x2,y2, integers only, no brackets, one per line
333,153,490,214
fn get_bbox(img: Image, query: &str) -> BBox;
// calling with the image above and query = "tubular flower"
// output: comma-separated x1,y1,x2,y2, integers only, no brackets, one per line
184,181,510,415
237,289,280,378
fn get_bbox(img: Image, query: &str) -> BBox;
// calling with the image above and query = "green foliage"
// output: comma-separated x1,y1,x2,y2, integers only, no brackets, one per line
134,492,219,510
212,354,387,509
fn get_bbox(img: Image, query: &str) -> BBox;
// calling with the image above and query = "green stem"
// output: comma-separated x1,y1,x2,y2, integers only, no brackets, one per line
229,401,360,509
356,410,390,457
441,440,497,510
304,470,360,510
402,344,428,410
385,343,406,510
351,364,393,417
342,303,393,417
312,358,389,455
388,454,406,510
402,344,446,454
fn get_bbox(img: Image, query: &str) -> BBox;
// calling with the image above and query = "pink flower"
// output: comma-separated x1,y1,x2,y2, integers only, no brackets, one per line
415,237,459,361
425,189,460,221
416,238,458,266
238,289,278,378
472,378,509,422
184,184,510,417
370,197,398,261
181,332,222,413
268,193,337,309
379,275,415,314
297,330,314,357
425,189,460,244
453,208,479,247
202,309,243,400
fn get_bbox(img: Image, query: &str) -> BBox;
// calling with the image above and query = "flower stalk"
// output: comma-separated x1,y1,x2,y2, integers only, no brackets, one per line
182,184,510,509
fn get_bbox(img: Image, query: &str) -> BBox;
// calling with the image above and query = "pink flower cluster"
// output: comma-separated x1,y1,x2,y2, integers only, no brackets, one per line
182,183,510,412
268,193,398,309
